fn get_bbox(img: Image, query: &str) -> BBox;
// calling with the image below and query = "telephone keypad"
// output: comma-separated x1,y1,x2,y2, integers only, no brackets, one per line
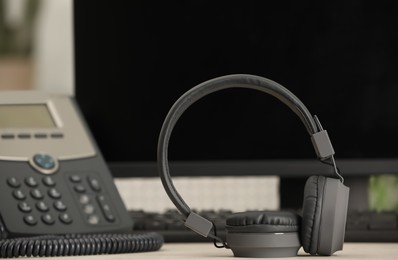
7,176,72,227
6,172,118,229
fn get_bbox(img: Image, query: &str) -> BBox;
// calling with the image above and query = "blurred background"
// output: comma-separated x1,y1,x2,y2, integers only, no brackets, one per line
0,0,73,94
0,0,397,213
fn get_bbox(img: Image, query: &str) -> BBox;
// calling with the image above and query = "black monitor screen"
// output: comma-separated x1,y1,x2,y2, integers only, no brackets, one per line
74,1,398,177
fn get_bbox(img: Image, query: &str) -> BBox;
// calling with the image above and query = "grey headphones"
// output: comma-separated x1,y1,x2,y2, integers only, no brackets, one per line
158,74,350,257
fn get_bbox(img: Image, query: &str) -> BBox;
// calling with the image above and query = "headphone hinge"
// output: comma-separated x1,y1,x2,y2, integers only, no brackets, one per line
185,212,213,237
311,130,335,159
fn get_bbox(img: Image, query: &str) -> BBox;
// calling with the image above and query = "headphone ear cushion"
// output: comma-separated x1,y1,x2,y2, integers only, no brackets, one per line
301,175,327,255
225,211,301,258
226,210,300,233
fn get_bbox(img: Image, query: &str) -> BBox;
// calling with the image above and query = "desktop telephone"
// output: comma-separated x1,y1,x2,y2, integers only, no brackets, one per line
0,91,163,257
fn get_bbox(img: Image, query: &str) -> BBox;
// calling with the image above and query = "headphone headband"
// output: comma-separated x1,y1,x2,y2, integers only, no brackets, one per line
157,74,339,238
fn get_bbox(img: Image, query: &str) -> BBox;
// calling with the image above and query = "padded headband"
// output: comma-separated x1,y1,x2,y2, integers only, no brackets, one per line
158,74,337,229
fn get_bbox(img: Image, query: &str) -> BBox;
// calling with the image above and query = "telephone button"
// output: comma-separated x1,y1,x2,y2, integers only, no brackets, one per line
36,201,49,212
42,176,56,187
69,175,81,183
53,200,67,211
18,202,32,213
24,215,37,226
97,195,116,223
59,213,73,224
83,204,95,214
31,153,59,174
1,133,15,139
42,214,55,225
30,189,44,199
104,213,115,223
79,195,90,204
7,177,21,188
25,177,38,187
87,215,100,225
17,133,31,139
74,184,86,193
87,177,101,192
48,188,61,199
33,154,55,169
34,133,47,139
13,190,26,200
50,133,64,139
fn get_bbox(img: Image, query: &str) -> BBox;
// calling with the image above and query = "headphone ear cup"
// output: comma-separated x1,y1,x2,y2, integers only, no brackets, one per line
301,175,350,256
225,211,301,257
301,175,326,255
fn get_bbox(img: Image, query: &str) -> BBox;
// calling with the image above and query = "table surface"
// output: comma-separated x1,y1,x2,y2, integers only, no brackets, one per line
39,242,398,260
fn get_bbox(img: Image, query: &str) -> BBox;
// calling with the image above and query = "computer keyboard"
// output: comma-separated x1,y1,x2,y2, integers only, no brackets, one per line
345,210,398,242
129,209,398,242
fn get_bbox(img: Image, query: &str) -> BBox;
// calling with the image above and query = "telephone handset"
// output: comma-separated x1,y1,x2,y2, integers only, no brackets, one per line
0,91,163,256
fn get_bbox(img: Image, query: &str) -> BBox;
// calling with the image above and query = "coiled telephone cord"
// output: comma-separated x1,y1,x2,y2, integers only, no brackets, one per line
0,215,163,257
0,233,163,258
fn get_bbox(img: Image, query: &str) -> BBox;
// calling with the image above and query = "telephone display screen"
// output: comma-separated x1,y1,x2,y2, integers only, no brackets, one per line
0,105,56,128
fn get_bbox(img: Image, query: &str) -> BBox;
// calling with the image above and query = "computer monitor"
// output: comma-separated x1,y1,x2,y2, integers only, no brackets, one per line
73,1,398,181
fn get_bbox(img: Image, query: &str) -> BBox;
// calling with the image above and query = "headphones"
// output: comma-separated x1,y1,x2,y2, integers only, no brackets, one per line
158,74,350,258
